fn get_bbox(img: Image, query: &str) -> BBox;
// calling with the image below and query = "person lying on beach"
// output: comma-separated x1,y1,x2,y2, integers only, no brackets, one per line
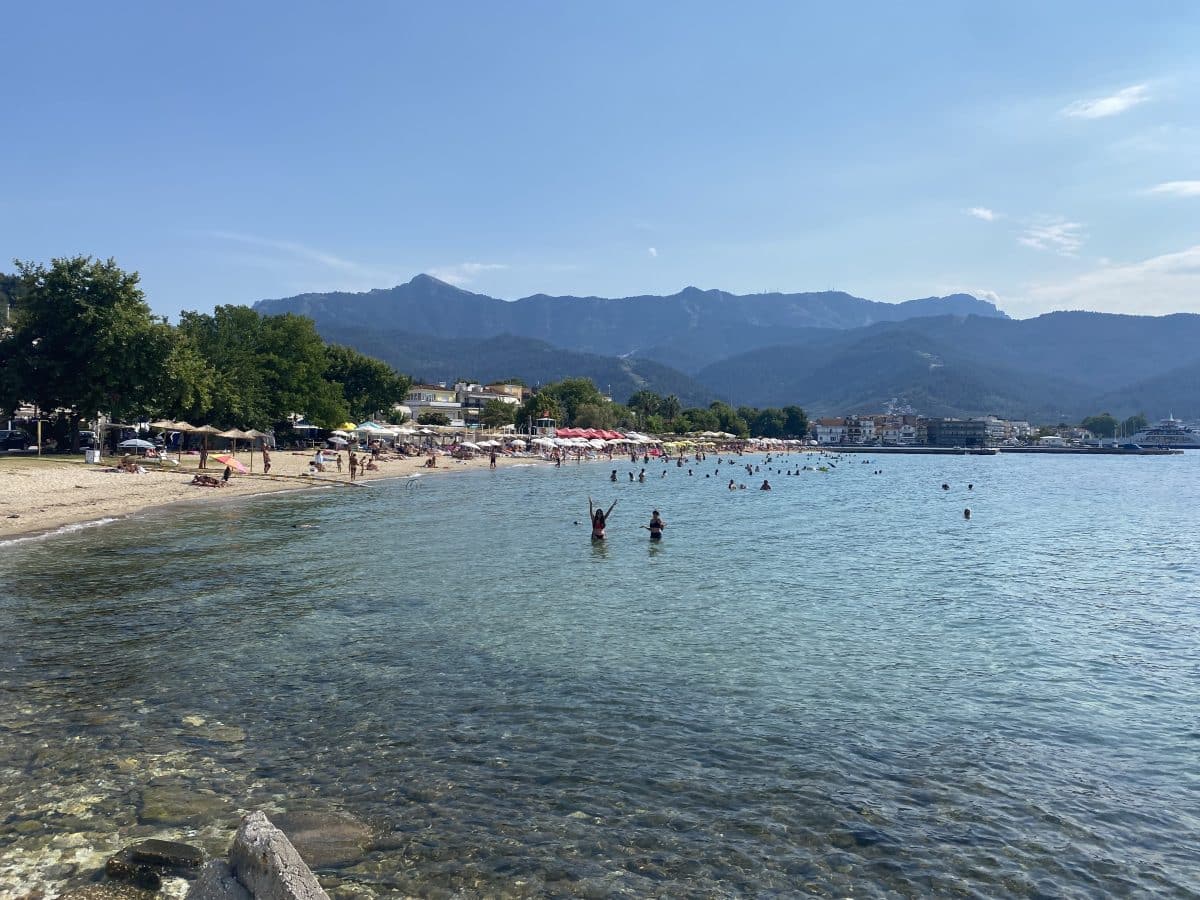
424,454,437,468
589,496,617,541
191,473,224,487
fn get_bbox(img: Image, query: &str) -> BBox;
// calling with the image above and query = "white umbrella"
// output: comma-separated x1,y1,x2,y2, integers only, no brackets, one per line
531,437,556,447
327,436,349,445
460,441,480,450
119,438,155,449
508,438,526,446
331,429,351,438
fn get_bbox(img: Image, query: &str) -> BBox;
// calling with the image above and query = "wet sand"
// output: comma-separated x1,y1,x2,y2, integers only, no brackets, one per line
0,449,545,542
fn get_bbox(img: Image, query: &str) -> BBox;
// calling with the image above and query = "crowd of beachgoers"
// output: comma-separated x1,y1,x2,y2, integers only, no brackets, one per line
0,433,810,542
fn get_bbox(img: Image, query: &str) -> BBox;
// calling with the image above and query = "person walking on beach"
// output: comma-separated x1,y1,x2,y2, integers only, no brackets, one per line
490,449,497,469
199,446,208,470
222,465,233,484
336,452,343,473
642,509,666,540
261,444,271,475
589,496,617,541
349,451,358,481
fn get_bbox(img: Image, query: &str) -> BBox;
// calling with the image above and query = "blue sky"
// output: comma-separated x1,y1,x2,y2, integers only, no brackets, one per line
4,1,1199,320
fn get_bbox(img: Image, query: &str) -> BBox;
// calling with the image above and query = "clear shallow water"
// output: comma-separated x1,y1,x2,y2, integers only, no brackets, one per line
2,452,1199,898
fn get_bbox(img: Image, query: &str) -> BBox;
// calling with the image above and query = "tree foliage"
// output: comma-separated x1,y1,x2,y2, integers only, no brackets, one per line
5,256,173,445
480,398,517,428
325,344,411,423
1081,412,1118,438
418,410,450,426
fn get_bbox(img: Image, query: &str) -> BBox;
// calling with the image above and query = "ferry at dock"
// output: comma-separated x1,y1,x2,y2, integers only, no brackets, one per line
1129,416,1200,448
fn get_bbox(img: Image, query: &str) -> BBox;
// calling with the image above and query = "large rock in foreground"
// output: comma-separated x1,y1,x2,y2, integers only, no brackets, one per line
228,810,329,900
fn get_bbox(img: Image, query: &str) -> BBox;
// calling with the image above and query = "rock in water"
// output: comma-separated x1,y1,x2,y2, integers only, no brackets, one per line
139,785,233,826
62,886,159,899
130,838,204,869
185,860,252,900
270,809,373,869
105,851,163,889
227,811,331,900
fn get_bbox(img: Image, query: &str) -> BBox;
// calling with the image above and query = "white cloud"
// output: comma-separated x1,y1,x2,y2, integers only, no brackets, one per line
1061,83,1149,119
205,230,398,290
647,247,658,258
1018,218,1085,256
428,262,508,286
966,207,997,222
1147,180,1200,197
1022,244,1200,315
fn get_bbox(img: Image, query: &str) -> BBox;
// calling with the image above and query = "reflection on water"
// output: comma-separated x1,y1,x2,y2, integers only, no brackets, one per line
2,453,1200,898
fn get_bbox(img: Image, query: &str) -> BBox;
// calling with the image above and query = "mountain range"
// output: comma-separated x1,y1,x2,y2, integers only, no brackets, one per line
253,276,1200,421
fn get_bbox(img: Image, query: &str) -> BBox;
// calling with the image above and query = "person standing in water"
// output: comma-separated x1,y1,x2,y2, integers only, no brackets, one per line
588,496,618,541
642,509,666,540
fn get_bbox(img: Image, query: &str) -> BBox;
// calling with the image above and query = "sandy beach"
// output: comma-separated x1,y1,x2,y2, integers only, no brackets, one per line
0,448,546,542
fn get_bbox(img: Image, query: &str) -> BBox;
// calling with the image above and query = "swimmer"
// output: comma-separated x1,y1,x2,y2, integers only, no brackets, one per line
641,509,666,540
964,508,972,519
728,479,736,490
588,496,618,541
610,469,618,482
942,483,949,490
760,479,771,491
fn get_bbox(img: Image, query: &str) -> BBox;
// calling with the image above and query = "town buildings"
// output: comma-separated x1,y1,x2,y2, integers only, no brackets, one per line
404,382,524,427
811,413,1035,447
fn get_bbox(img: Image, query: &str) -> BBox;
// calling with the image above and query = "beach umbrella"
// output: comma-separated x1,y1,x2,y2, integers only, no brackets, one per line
119,438,155,450
508,438,526,447
331,429,351,438
337,421,357,431
328,435,348,445
211,453,248,475
189,425,221,467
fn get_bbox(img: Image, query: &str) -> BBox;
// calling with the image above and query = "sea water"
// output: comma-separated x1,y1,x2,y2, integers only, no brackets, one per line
1,452,1198,898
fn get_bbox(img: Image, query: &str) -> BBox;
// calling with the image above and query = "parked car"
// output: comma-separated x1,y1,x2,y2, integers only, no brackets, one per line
0,429,33,451
78,430,98,450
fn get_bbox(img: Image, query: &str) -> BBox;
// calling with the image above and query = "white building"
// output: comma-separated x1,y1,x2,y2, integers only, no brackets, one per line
813,418,846,445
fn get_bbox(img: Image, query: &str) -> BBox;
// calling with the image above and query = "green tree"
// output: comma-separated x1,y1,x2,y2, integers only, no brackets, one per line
178,306,349,428
1122,413,1148,436
1081,412,1118,438
574,401,615,429
8,256,172,447
544,377,607,424
751,407,787,438
480,398,517,428
418,410,450,426
783,405,809,438
660,394,682,422
627,389,661,423
515,390,564,430
325,344,411,422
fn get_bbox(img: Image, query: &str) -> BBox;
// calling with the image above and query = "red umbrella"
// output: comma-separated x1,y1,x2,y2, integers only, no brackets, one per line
211,454,248,474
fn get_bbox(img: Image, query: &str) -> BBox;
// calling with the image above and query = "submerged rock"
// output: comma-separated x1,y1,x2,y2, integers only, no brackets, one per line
270,809,373,869
61,885,158,899
105,850,163,889
139,786,233,826
129,838,205,869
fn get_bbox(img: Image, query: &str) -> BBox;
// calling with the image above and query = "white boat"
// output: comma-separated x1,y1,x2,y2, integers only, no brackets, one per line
1129,416,1200,448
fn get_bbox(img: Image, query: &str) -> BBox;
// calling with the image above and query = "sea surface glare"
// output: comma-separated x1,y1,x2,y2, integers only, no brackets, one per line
2,452,1199,898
